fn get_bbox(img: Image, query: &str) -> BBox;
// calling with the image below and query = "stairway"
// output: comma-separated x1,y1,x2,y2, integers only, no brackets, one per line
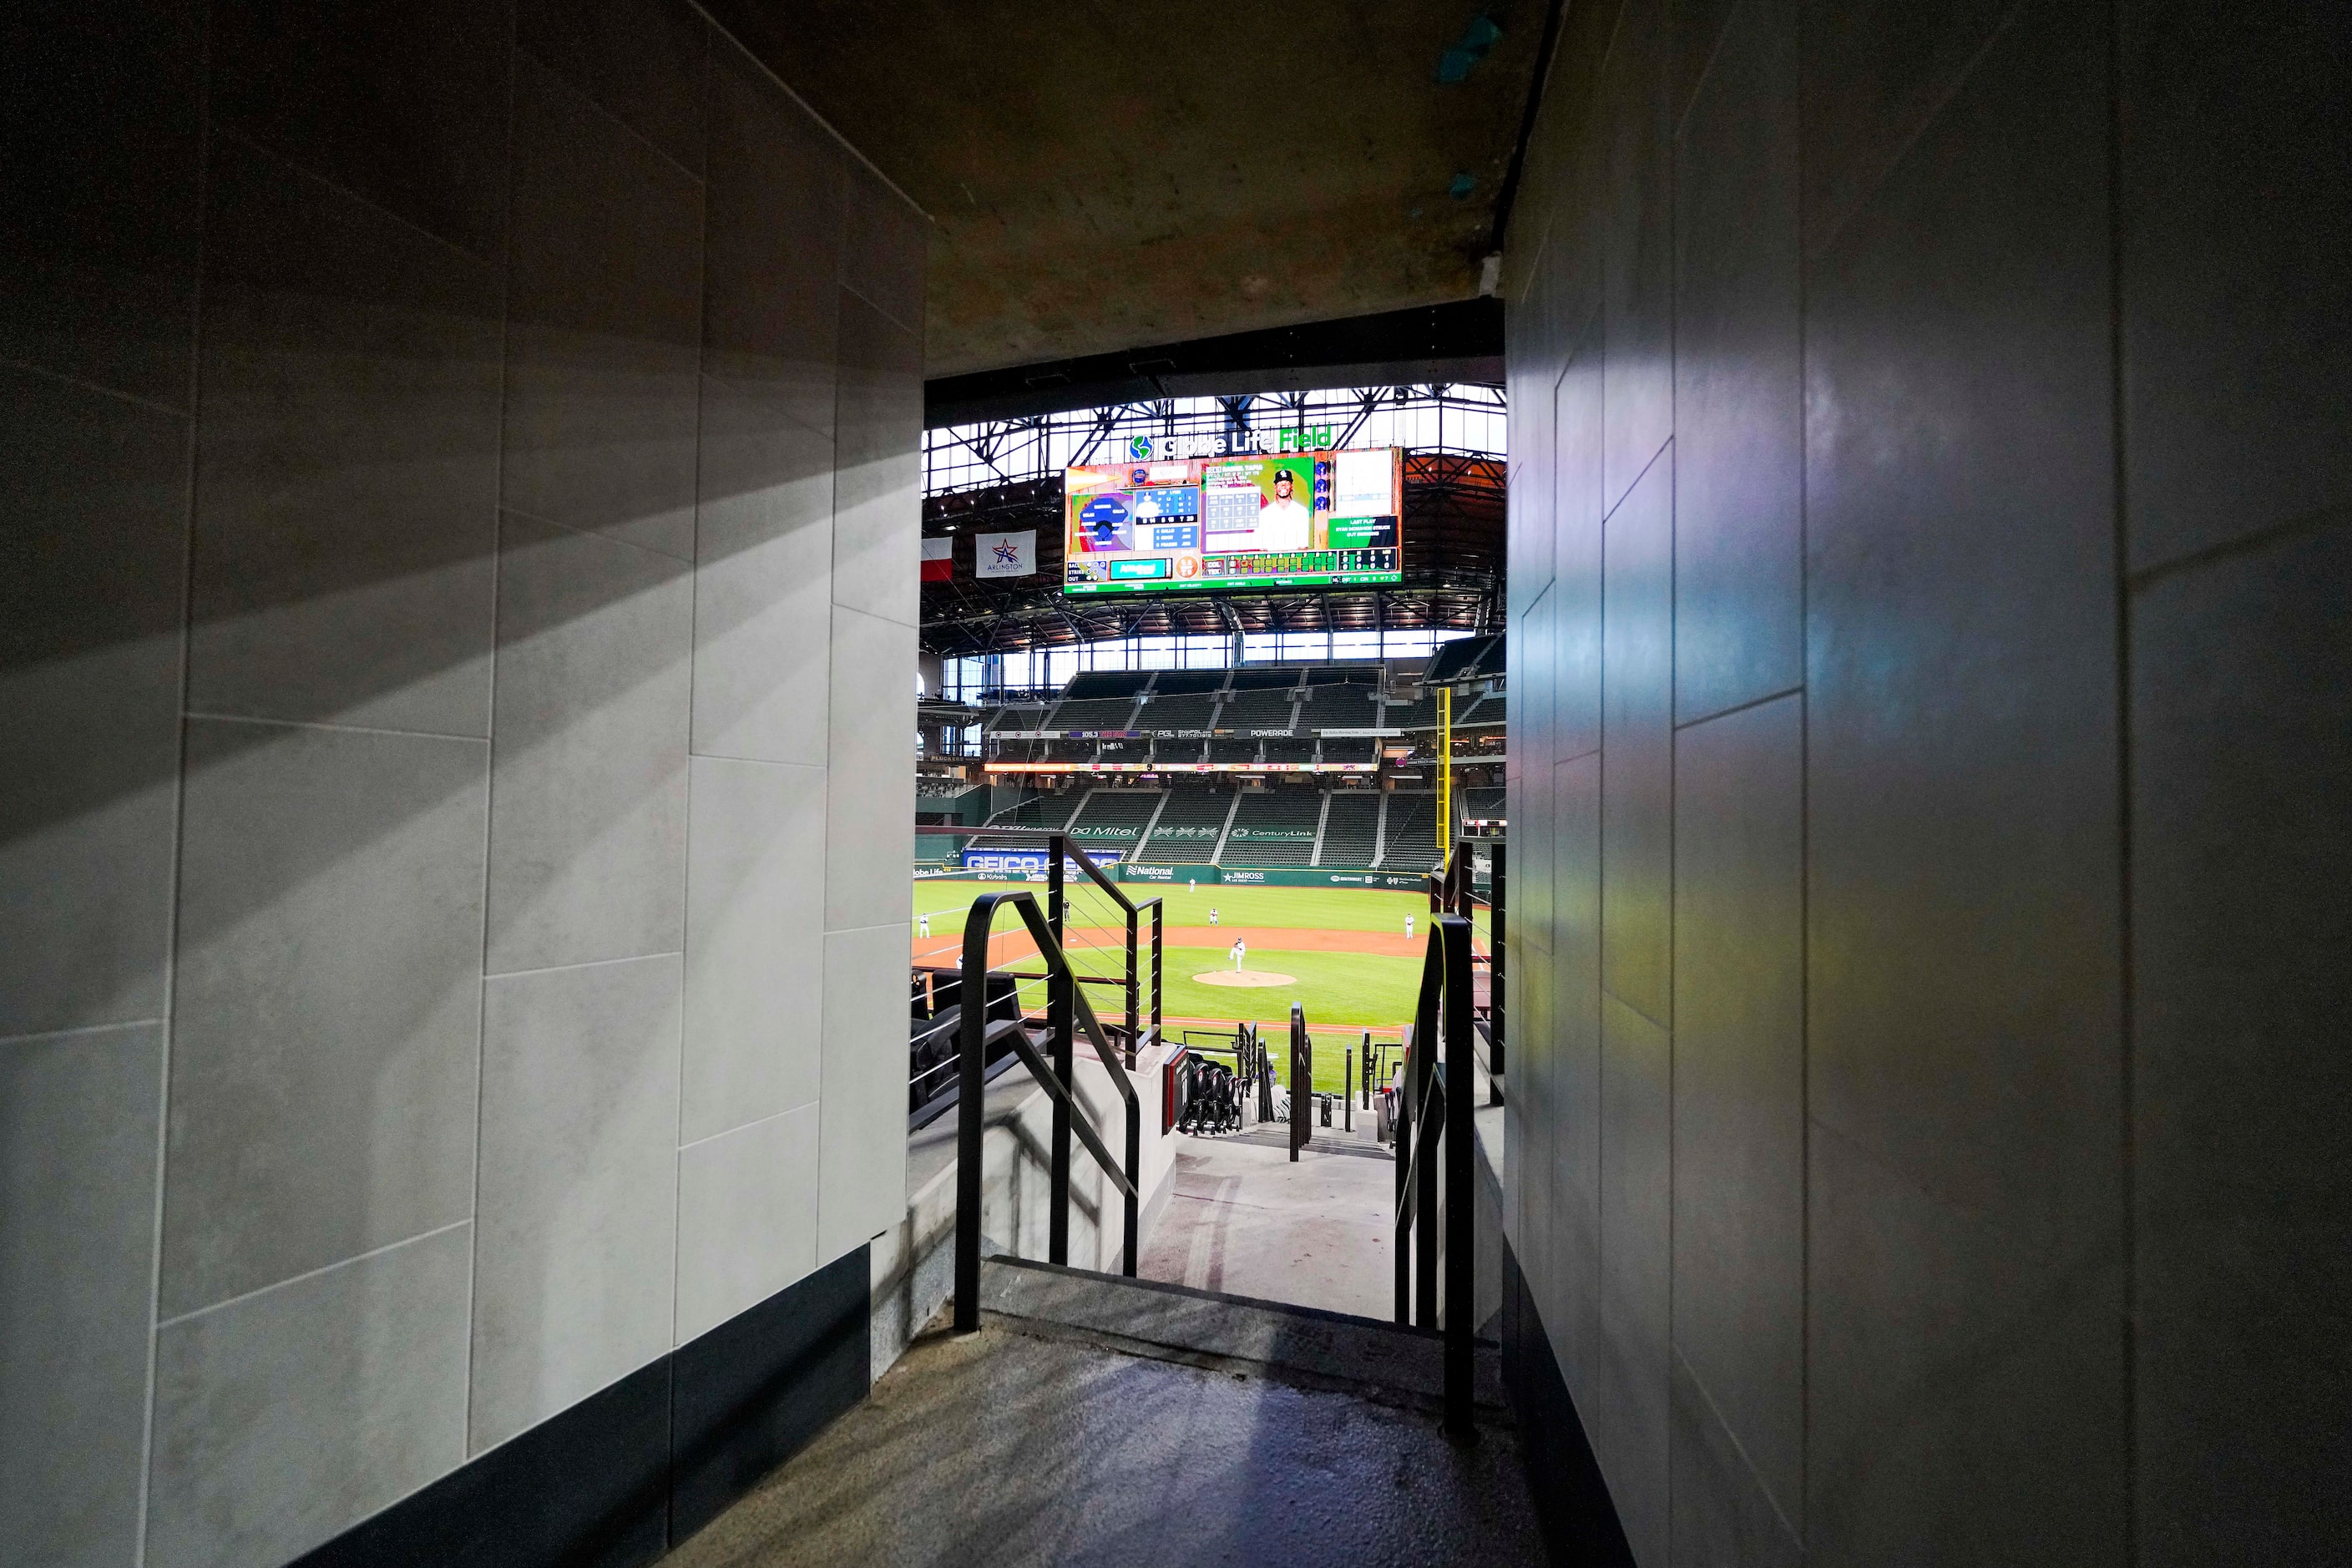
663,1258,1546,1567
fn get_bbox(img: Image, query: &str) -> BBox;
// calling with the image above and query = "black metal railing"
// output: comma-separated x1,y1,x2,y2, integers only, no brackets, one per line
953,889,1143,1334
911,827,1166,1181
1289,1002,1311,1161
1426,836,1505,1105
1393,913,1476,1434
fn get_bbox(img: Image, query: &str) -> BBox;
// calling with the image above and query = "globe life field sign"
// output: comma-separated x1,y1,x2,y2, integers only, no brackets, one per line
1063,438,1403,596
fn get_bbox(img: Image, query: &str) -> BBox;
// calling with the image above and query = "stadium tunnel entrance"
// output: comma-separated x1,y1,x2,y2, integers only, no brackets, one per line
8,0,2339,1565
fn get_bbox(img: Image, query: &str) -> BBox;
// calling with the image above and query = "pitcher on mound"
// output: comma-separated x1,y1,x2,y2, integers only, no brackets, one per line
1230,938,1247,974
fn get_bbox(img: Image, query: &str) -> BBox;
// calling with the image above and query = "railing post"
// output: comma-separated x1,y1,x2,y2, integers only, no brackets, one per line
1393,1034,1413,1325
1151,903,1162,1045
1048,837,1070,1266
953,898,998,1334
1411,959,1429,1335
1344,1047,1353,1132
1442,915,1474,1434
1124,904,1140,1070
1290,1003,1308,1161
1123,1086,1140,1277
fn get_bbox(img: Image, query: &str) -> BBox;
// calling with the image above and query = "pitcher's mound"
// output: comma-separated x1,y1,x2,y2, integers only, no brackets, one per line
1196,969,1297,989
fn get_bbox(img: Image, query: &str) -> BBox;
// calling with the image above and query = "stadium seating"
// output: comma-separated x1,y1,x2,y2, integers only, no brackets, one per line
1046,670,1151,732
1378,792,1442,872
1380,690,1441,731
970,792,1080,848
1460,787,1506,825
1422,633,1503,685
1136,788,1232,862
1454,690,1505,728
1294,681,1383,731
1150,670,1228,695
1206,737,1260,764
1221,790,1323,867
1213,681,1308,738
1136,690,1222,730
1318,791,1382,867
1065,789,1161,857
1318,735,1379,764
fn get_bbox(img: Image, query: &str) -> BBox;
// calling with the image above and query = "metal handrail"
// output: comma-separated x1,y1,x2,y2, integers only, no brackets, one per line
1288,1002,1310,1161
953,891,1141,1336
1430,836,1505,1101
1393,1064,1446,1227
1391,913,1476,1434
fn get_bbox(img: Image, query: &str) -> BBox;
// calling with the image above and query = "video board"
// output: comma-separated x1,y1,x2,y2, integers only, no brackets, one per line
1064,443,1403,595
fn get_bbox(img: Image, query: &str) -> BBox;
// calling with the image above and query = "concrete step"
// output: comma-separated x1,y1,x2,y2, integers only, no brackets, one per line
976,1256,1504,1415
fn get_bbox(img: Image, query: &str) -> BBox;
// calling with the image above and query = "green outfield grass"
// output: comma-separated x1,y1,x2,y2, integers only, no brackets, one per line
912,876,1490,1094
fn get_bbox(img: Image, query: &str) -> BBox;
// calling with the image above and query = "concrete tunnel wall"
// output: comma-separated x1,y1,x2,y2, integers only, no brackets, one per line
3,2,927,1563
1495,0,2349,1563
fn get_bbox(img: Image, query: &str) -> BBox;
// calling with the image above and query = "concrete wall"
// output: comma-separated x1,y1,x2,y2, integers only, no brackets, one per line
1,3,925,1563
1498,0,2347,1562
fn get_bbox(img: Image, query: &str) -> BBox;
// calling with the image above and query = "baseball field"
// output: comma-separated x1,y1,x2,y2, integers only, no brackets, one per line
911,877,1490,1094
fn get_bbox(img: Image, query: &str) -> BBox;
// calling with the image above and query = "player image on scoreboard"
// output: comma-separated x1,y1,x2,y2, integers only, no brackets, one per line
1201,459,1311,551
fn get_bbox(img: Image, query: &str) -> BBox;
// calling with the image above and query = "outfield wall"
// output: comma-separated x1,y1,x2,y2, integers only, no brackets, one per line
914,864,1434,889
1115,865,1434,890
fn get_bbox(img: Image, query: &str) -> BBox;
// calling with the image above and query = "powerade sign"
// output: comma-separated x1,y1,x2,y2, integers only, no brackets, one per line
960,847,1123,878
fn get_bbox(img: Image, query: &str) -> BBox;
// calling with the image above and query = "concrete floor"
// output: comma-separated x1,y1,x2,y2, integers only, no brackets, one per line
663,1291,1544,1568
1138,1122,1399,1320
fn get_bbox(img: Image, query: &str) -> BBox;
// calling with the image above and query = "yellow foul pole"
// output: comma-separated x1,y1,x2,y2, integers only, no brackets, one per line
1438,685,1452,857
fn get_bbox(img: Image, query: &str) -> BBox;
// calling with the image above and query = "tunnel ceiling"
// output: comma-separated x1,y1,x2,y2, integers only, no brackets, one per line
710,0,1551,377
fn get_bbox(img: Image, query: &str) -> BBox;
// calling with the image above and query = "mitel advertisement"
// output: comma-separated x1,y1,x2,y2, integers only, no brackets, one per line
1063,445,1403,596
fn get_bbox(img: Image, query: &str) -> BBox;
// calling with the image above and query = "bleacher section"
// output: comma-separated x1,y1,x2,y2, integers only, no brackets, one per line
1295,681,1383,730
1136,789,1231,863
1454,690,1505,727
1221,791,1322,867
1423,633,1503,685
1045,670,1151,732
977,661,1504,787
1460,787,1506,824
1135,688,1222,730
1216,680,1300,732
1151,670,1227,695
1065,790,1161,857
1318,792,1382,867
1377,792,1441,872
1380,690,1440,731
